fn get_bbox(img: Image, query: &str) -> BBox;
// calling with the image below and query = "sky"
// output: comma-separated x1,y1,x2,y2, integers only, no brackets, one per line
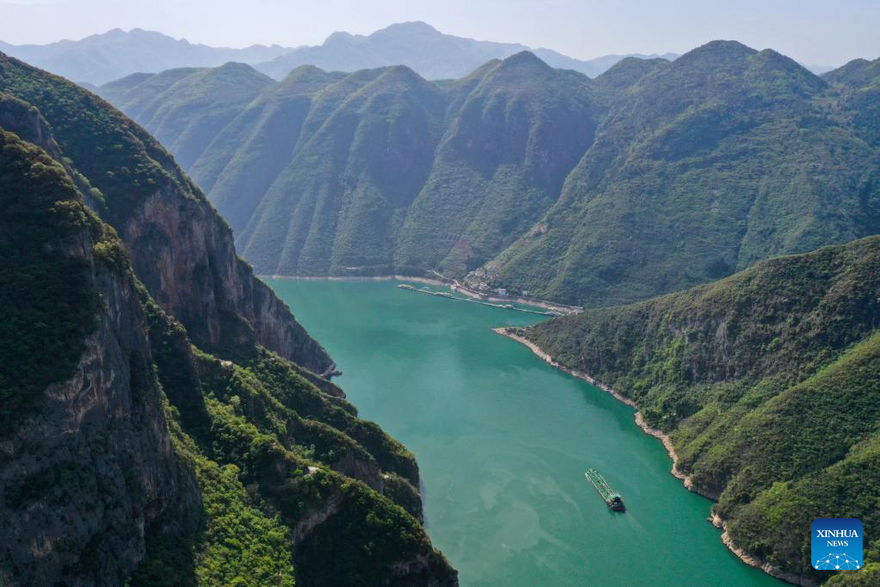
1,0,878,67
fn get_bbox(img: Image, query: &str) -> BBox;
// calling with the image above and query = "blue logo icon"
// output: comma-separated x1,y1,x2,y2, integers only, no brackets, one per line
811,518,863,570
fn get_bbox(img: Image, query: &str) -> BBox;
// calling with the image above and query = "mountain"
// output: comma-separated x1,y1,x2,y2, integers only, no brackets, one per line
254,21,674,80
516,236,880,583
824,57,880,149
477,41,880,306
100,63,274,169
1,23,674,86
101,42,880,312
0,51,457,586
393,52,598,276
101,53,613,277
0,28,293,85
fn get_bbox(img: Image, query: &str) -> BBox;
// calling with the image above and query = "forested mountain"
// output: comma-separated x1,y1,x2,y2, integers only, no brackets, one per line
253,21,675,80
517,236,880,584
0,28,292,85
483,42,880,306
0,52,457,586
99,62,275,169
102,42,880,310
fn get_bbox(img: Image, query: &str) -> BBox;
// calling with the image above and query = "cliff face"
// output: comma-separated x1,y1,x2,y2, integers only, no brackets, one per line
0,52,334,375
0,54,457,586
0,131,198,585
121,178,333,374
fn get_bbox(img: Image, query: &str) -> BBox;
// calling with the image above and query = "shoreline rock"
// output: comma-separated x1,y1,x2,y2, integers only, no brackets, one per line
493,326,810,586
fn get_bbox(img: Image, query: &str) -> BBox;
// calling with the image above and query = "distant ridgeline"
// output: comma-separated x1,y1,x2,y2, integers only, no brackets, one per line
523,236,880,585
0,52,457,586
99,42,880,310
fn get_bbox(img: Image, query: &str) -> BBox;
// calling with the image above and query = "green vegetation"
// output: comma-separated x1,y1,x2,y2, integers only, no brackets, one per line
100,43,880,311
101,63,273,169
0,54,455,585
0,130,101,430
101,52,604,280
133,279,451,584
394,52,596,277
488,42,880,306
524,236,880,582
132,418,297,587
1,50,335,374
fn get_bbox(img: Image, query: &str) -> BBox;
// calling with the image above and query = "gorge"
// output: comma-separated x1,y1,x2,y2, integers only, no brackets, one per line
1,18,879,586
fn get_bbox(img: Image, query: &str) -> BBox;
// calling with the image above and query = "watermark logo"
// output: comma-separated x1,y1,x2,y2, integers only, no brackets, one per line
812,518,863,571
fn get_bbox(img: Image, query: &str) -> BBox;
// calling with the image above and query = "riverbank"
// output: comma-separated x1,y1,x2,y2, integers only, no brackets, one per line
493,326,806,586
263,274,449,287
452,283,581,315
260,273,580,316
399,284,559,316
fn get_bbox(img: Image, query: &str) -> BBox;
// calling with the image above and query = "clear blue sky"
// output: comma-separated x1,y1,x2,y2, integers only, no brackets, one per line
1,0,878,66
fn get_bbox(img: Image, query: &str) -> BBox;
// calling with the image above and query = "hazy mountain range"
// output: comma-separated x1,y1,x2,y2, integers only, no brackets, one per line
252,21,679,80
0,27,291,85
0,22,679,84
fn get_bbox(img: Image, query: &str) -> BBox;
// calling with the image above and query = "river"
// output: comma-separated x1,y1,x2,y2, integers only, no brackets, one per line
267,279,781,587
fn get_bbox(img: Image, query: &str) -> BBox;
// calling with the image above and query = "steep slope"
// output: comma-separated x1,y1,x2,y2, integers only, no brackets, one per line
482,41,880,306
518,236,880,582
0,52,332,373
395,52,597,276
190,66,345,229
825,57,880,149
254,21,668,81
97,42,880,310
0,56,458,586
103,52,602,278
0,28,292,85
0,128,198,585
238,65,448,275
97,63,273,170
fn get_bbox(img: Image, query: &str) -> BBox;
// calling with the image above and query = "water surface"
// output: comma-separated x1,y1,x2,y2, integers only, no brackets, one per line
268,279,780,587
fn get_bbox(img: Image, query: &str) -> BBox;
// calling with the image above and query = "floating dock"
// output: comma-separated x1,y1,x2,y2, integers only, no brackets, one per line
397,283,560,316
585,468,626,511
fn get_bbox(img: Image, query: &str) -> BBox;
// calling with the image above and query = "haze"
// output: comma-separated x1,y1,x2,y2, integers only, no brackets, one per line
1,0,878,68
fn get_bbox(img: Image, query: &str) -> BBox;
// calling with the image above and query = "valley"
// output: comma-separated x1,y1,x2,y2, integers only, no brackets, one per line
269,278,782,586
1,7,878,584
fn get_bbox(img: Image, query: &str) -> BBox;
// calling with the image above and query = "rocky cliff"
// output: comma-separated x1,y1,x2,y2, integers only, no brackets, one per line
0,52,334,375
0,130,198,584
0,52,458,586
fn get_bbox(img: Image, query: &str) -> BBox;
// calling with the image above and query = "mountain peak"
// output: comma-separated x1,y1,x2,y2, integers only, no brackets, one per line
677,39,757,65
499,50,551,70
592,56,668,93
377,21,441,36
324,31,356,44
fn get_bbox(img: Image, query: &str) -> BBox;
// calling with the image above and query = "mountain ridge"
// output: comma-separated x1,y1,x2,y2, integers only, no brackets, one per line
100,43,880,312
3,22,678,84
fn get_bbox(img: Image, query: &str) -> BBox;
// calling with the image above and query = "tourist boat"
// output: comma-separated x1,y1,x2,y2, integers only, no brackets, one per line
585,468,625,511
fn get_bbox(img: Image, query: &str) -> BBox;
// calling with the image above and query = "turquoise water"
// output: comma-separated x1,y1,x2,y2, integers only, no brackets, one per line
268,279,781,587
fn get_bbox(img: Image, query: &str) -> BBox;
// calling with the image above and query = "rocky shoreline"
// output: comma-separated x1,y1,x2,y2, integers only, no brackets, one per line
493,326,810,586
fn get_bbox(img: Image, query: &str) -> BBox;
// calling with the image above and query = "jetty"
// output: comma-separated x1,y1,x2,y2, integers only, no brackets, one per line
585,468,626,511
397,283,560,316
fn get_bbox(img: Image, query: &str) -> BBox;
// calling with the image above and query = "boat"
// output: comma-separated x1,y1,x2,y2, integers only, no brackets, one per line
585,468,625,511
